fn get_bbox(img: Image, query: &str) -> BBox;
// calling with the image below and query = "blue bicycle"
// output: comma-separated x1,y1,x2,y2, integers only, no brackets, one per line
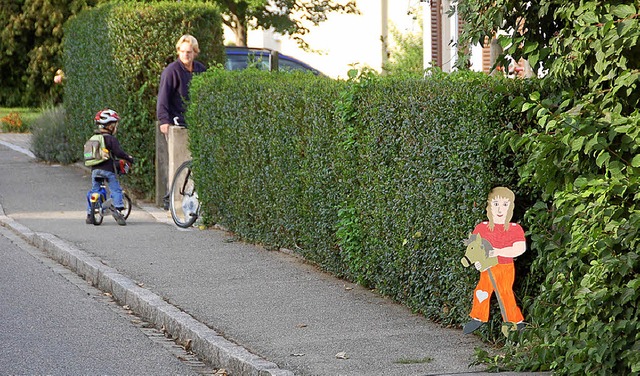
87,161,133,226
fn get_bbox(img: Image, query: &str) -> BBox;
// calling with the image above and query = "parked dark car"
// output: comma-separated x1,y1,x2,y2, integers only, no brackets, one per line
225,46,323,76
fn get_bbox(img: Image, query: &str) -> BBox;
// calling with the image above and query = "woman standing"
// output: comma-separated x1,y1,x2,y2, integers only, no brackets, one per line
156,34,206,209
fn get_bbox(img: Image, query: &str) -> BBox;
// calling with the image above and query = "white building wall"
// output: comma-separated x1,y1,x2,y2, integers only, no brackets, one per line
469,44,485,72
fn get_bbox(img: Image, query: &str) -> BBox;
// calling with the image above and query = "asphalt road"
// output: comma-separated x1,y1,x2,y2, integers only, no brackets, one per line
0,225,213,375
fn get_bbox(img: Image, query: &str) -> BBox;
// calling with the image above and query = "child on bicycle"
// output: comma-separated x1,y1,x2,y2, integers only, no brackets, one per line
86,109,134,226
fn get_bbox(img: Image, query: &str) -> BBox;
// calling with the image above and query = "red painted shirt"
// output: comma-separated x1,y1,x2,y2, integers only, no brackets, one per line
472,221,525,264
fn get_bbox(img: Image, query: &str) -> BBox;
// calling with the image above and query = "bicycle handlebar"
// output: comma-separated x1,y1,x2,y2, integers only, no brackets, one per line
172,117,187,127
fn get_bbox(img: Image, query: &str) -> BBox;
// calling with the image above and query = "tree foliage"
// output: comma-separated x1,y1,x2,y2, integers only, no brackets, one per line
212,0,358,48
0,0,103,106
0,0,356,107
456,0,640,374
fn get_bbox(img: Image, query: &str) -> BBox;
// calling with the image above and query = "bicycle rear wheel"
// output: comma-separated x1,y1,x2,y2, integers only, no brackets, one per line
90,198,104,225
170,160,200,228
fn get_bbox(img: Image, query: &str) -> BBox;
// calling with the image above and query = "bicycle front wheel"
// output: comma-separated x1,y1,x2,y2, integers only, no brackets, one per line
122,193,132,220
169,160,200,228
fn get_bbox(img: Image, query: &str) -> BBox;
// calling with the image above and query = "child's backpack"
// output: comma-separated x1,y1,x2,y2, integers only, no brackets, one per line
83,134,110,166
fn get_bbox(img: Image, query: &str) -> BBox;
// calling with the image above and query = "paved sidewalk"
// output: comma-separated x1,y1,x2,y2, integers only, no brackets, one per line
0,133,542,376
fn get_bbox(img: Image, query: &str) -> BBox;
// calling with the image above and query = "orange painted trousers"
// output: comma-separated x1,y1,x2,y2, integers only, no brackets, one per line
470,263,524,323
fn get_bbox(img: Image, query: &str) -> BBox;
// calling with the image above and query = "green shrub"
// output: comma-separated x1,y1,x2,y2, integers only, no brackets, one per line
461,0,640,370
0,0,99,108
30,105,76,163
494,88,640,375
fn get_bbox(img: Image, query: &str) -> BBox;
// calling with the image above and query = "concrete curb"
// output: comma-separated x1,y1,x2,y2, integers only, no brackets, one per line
0,211,293,376
0,138,35,158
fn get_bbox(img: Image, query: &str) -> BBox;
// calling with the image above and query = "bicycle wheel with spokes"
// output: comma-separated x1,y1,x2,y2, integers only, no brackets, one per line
170,160,200,228
90,199,104,225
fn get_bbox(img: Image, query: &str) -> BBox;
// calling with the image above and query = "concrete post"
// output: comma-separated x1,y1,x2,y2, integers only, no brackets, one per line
155,123,168,206
167,126,191,196
155,125,190,207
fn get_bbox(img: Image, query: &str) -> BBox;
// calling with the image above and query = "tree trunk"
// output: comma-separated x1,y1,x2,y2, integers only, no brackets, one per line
234,22,247,47
229,12,247,47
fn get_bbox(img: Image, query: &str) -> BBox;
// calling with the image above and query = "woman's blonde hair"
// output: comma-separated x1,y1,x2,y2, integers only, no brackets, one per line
175,34,200,54
486,186,515,231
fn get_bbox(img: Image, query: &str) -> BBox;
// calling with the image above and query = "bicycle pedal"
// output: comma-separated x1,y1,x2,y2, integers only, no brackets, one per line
103,198,114,208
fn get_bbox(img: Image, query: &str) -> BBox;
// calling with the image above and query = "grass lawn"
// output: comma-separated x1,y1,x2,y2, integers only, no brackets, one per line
0,107,42,132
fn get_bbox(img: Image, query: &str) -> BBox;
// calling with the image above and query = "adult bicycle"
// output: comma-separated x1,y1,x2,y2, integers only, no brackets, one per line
169,160,200,228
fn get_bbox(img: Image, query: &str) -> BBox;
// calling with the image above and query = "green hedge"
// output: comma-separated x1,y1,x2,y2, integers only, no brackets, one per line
187,68,531,326
339,72,530,324
61,2,223,197
188,69,348,268
59,4,119,164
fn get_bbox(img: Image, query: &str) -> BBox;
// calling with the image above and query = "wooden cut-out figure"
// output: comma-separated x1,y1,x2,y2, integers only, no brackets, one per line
461,187,526,336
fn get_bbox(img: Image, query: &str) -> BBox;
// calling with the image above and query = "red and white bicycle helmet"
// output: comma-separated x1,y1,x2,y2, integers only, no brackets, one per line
94,108,120,128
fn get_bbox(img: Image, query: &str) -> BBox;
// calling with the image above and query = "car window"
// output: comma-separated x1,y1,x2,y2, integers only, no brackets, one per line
279,58,311,72
225,48,322,75
225,52,270,71
246,52,270,70
225,55,248,70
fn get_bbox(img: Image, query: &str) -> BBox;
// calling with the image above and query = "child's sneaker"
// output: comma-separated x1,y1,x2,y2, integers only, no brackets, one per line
85,214,94,225
111,207,126,226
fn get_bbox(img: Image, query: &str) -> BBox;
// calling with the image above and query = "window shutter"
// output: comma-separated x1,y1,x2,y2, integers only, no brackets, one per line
430,0,442,68
482,36,492,73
